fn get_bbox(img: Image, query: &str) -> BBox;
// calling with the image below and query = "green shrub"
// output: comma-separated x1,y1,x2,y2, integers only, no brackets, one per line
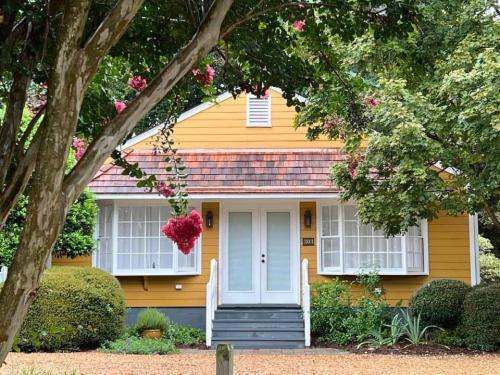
167,324,205,346
135,308,169,334
311,277,390,345
434,327,466,347
99,335,176,354
17,267,125,352
480,252,500,283
462,283,500,351
311,279,352,344
409,279,471,328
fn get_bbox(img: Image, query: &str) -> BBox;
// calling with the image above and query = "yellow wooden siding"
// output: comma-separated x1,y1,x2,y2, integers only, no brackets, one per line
132,89,341,150
55,201,471,307
300,202,472,306
119,202,219,307
52,255,92,267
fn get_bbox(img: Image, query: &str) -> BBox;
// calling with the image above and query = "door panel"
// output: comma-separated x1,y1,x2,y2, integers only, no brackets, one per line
228,212,253,291
220,203,299,305
221,209,259,304
265,212,291,291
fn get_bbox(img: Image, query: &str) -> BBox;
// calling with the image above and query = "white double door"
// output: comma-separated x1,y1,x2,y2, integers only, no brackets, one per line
221,202,299,305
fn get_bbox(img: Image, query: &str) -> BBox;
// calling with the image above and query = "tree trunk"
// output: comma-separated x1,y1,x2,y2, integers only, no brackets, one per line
0,0,91,364
0,0,234,365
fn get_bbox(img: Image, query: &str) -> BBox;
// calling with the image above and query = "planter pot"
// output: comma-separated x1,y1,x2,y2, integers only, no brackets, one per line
140,329,162,339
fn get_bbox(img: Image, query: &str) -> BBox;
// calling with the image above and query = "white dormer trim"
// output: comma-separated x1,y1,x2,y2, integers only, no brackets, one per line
246,94,272,127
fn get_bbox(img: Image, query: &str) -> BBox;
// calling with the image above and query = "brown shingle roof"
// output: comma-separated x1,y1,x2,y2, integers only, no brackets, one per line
88,149,347,194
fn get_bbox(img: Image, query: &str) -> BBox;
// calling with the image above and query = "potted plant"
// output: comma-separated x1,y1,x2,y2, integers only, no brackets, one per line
135,308,169,339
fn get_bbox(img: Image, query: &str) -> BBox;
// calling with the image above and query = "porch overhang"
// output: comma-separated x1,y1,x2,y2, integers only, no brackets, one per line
88,148,346,196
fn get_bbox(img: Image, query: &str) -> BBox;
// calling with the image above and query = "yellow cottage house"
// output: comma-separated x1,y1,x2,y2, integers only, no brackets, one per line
54,88,480,349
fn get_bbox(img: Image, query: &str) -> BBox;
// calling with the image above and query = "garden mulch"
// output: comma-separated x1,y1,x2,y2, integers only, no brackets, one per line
2,349,500,375
312,341,489,356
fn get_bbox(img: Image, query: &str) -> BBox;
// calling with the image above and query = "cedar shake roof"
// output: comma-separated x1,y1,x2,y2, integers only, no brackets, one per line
89,149,347,194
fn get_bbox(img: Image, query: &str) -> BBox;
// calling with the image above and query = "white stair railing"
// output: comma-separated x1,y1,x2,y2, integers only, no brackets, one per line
0,266,7,283
302,258,311,347
205,258,218,347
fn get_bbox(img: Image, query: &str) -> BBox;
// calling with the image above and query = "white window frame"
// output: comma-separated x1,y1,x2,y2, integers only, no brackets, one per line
246,94,272,127
93,200,202,276
316,201,429,276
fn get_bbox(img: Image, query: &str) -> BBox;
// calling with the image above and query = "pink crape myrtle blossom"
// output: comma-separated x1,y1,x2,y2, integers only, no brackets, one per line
157,181,173,198
161,210,203,254
114,100,127,113
293,20,305,32
128,75,148,92
72,137,86,161
364,96,380,107
192,64,215,86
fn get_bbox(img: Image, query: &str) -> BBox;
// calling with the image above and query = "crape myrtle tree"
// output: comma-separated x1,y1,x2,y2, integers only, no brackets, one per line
0,0,417,361
294,0,500,236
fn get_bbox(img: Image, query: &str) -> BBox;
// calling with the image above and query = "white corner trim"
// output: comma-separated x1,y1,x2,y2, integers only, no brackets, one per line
469,214,480,285
120,92,234,149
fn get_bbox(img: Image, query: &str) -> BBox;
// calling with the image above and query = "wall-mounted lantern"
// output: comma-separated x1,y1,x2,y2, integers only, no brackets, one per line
304,210,312,228
206,210,214,229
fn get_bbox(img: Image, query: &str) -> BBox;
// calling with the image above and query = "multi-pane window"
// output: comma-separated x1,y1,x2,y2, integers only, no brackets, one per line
319,205,426,275
95,205,113,272
94,204,200,275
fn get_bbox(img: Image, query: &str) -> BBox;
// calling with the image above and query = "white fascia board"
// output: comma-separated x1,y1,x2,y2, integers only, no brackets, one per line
434,161,458,176
120,91,234,150
269,86,308,103
94,192,340,200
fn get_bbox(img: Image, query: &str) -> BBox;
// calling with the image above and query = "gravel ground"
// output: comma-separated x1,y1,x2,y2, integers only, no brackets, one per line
2,350,500,375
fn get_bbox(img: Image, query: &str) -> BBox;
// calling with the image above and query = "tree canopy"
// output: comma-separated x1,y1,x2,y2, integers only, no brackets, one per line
294,0,500,235
0,0,422,362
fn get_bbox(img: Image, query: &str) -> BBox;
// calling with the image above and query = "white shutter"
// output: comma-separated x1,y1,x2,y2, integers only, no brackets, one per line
246,95,271,127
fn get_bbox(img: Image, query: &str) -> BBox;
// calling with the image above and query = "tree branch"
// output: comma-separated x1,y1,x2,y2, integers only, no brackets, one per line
81,0,145,88
0,133,41,228
63,0,235,203
484,203,500,230
220,1,332,39
0,61,32,188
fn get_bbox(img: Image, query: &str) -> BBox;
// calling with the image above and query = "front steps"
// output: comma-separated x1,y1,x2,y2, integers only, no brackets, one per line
210,306,305,349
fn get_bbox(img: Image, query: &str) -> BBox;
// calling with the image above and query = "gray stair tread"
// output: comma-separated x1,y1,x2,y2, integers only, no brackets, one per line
214,318,304,324
211,341,305,349
211,306,305,349
212,337,304,341
213,327,304,331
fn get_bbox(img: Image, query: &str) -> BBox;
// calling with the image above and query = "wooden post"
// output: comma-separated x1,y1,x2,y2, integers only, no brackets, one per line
216,343,234,375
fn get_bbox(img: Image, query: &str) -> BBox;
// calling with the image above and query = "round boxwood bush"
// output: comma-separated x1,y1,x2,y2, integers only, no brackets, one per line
462,283,500,351
17,266,125,351
409,279,471,328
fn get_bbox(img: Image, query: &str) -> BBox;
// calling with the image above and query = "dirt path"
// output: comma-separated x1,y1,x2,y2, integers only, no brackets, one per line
2,350,500,375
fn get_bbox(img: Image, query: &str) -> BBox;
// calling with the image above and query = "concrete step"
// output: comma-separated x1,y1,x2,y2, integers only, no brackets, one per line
211,339,305,349
213,330,304,340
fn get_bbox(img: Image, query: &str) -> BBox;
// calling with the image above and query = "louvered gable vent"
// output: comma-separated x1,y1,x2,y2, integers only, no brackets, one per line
246,94,271,127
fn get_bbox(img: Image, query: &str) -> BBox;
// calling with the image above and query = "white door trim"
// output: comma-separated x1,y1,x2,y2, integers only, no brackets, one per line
219,200,300,305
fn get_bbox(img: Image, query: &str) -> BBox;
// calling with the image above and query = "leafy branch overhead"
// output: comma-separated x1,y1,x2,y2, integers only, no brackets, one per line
293,0,500,235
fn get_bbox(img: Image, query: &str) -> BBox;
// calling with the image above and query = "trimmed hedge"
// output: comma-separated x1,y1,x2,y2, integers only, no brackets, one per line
409,279,471,328
462,283,500,351
17,266,125,352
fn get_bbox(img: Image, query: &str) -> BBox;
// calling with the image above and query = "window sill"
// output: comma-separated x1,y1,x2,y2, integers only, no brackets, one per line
111,270,201,277
318,270,429,276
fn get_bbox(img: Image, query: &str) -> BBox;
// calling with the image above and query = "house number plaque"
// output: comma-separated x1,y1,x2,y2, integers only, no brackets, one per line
302,238,315,246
